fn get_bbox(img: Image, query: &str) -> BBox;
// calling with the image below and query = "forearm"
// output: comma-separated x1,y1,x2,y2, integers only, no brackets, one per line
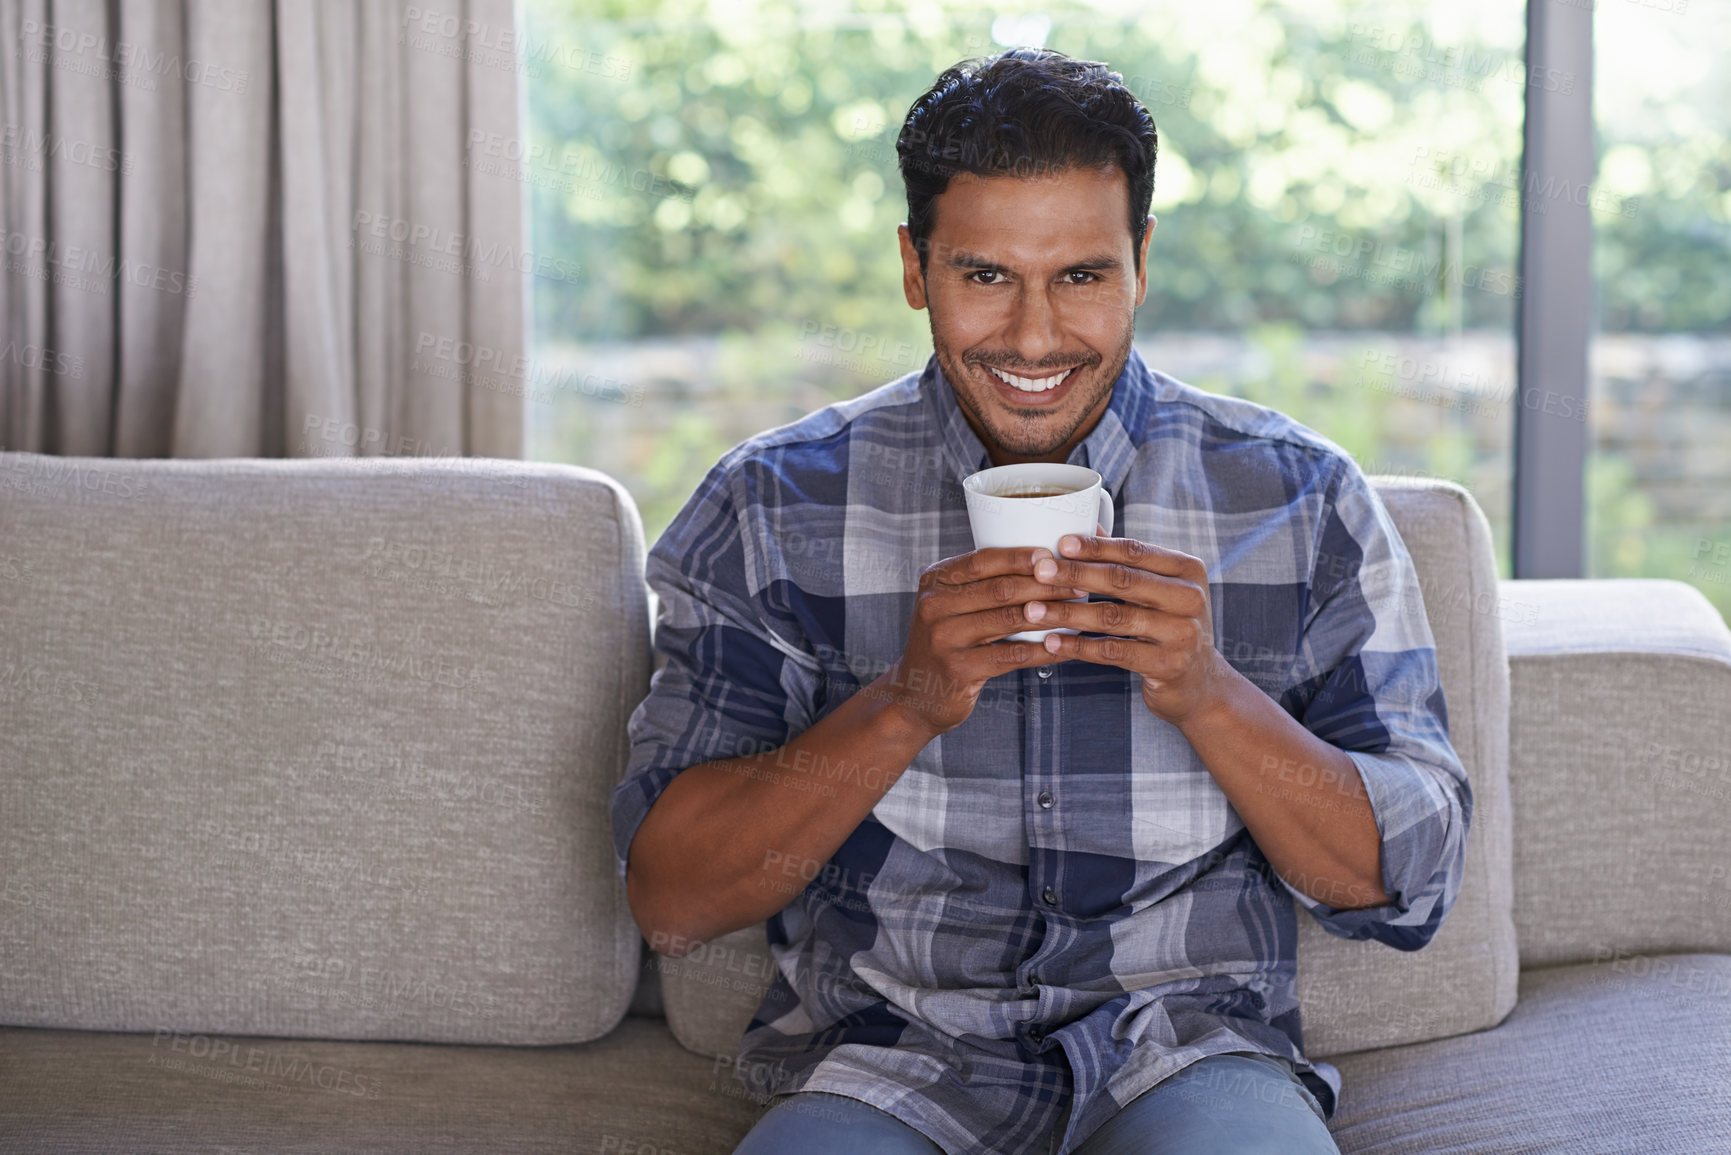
626,674,936,953
1178,670,1391,910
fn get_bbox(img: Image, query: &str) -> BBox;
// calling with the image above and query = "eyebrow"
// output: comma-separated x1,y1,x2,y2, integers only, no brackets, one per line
944,250,1124,275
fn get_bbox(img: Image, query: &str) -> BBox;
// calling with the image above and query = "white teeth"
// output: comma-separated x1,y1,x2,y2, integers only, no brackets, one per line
989,366,1073,393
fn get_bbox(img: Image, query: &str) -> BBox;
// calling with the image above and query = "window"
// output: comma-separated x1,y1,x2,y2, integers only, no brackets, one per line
524,0,1722,612
1589,0,1731,618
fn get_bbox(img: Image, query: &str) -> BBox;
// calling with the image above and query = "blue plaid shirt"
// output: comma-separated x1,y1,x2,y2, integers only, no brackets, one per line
611,349,1470,1155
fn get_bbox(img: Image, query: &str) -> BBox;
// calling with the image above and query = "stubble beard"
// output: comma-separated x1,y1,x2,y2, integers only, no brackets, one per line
928,314,1135,460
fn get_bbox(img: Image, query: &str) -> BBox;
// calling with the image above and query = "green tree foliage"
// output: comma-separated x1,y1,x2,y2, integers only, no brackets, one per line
526,0,1539,345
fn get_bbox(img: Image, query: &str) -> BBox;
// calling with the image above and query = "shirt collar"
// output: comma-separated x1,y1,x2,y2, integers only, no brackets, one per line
921,347,1156,501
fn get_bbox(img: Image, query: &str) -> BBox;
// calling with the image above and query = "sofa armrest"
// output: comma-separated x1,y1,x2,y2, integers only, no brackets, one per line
1503,579,1731,969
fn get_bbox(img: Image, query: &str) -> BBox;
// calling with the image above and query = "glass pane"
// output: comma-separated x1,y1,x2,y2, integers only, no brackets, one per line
524,0,1521,567
1590,1,1731,620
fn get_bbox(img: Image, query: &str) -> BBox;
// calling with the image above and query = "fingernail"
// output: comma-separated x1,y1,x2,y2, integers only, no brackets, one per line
1034,559,1056,580
1044,634,1061,652
1025,601,1046,622
1059,536,1080,556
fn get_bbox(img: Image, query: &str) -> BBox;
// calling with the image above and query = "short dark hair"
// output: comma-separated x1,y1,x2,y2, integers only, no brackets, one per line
896,48,1158,275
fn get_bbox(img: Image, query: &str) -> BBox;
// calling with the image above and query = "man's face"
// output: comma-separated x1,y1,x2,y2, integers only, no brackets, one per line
899,165,1154,466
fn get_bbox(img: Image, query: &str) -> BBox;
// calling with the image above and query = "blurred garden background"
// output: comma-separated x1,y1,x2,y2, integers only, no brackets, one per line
520,0,1731,618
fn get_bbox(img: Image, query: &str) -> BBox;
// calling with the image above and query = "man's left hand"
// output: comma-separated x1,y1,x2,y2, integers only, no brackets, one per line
1025,534,1238,728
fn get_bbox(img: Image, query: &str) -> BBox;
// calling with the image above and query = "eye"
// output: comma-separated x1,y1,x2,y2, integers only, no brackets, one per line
968,269,1005,285
1064,270,1099,284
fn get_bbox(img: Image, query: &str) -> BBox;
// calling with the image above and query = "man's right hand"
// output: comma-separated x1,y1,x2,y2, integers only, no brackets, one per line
878,546,1082,738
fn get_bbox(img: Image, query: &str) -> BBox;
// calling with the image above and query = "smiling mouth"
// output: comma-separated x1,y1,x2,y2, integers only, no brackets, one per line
987,365,1075,393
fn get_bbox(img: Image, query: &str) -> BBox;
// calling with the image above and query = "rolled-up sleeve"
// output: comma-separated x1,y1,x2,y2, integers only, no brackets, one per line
608,459,823,884
1276,462,1473,950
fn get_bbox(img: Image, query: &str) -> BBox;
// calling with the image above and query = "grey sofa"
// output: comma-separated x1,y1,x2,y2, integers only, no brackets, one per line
1,451,1728,1153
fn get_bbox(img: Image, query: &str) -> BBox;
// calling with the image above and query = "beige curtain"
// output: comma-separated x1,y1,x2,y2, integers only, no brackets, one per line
0,0,524,459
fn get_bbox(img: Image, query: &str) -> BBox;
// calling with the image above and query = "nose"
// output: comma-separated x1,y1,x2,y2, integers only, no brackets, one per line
1003,281,1064,367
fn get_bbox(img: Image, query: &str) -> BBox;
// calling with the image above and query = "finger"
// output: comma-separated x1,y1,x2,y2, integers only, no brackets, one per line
921,546,1048,592
920,574,1064,631
1054,534,1207,583
950,634,1068,681
892,633,1059,701
1023,599,1208,652
1022,597,1196,643
932,598,1075,651
1038,631,1160,673
1031,554,1205,617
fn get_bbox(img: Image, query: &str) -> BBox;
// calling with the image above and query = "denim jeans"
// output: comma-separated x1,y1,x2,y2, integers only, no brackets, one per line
730,1053,1339,1155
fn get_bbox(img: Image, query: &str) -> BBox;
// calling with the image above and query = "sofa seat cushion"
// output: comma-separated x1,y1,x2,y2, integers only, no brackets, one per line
1326,953,1731,1152
0,1016,763,1154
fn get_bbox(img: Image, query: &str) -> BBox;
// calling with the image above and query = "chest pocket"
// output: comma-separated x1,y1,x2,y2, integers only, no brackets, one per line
870,705,1029,867
1124,694,1243,869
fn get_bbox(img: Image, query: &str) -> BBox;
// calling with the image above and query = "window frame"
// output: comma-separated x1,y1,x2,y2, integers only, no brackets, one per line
1514,0,1593,577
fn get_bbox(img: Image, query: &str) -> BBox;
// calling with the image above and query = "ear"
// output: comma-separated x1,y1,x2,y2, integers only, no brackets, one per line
898,224,928,311
1134,214,1156,308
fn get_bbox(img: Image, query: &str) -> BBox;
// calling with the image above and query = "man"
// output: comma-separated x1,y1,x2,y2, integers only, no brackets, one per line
611,48,1470,1155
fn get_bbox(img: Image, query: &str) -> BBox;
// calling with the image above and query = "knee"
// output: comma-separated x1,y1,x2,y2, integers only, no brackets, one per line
1226,1137,1337,1155
732,1092,944,1155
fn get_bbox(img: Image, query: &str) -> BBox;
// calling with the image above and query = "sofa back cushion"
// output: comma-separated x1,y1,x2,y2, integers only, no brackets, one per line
1294,477,1517,1055
0,453,650,1045
652,476,1518,1061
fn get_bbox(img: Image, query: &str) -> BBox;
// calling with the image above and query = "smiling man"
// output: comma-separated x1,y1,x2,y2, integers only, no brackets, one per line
611,49,1470,1155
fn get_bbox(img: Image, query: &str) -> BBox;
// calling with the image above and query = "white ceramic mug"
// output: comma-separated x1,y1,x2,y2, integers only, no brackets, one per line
962,462,1115,643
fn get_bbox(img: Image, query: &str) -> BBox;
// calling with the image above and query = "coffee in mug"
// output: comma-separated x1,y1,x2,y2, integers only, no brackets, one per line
962,463,1115,643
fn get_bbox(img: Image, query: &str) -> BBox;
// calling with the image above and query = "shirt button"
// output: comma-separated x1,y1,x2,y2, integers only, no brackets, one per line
1038,791,1055,809
1042,886,1058,906
1036,665,1053,680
